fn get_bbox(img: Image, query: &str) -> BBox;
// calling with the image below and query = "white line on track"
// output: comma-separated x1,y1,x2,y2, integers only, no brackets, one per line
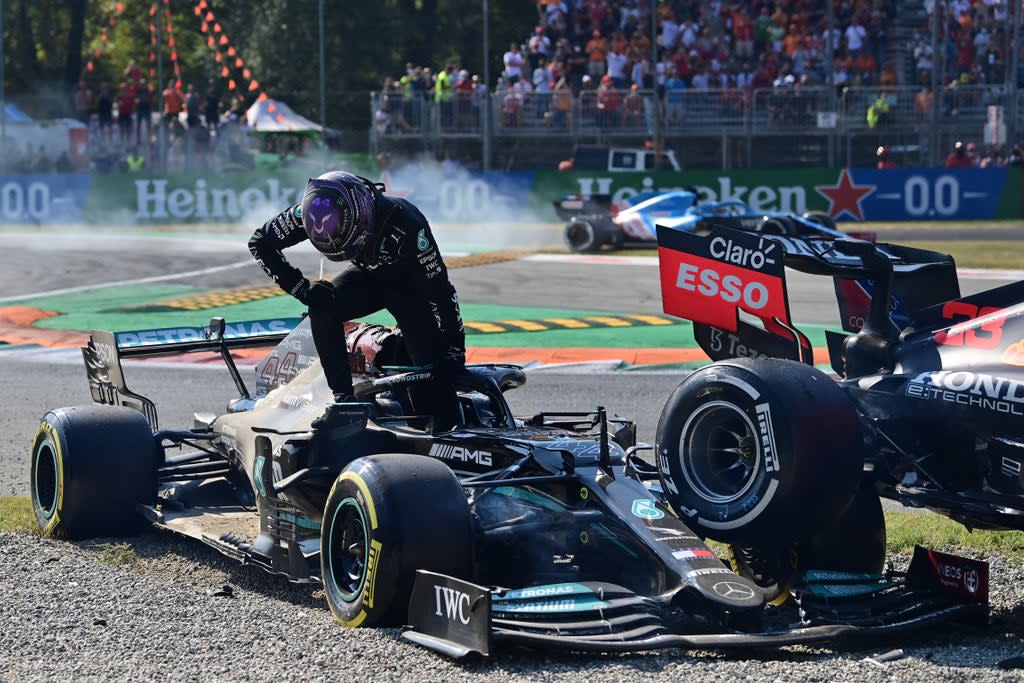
0,259,254,304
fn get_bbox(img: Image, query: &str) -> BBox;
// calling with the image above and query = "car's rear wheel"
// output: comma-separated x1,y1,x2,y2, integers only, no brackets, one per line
656,358,864,545
30,405,158,539
321,454,473,627
565,216,617,253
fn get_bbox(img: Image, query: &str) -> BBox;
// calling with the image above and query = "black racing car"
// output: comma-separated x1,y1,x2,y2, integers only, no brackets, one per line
653,223,1019,602
30,314,985,657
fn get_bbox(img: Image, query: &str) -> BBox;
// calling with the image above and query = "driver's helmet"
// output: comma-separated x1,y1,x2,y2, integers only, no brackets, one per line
300,171,377,261
876,145,890,159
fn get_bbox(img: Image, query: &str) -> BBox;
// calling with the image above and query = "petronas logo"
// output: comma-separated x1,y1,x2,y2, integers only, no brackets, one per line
417,229,429,251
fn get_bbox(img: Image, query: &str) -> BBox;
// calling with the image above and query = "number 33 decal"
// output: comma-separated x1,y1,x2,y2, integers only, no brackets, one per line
934,301,1004,349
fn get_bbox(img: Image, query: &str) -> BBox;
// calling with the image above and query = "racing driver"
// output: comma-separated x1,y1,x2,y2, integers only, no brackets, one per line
248,170,465,431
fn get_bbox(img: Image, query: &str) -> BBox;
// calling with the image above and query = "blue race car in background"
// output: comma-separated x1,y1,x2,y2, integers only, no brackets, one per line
554,189,863,253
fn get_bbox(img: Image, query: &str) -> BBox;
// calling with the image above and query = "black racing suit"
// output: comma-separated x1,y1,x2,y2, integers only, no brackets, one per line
248,193,466,431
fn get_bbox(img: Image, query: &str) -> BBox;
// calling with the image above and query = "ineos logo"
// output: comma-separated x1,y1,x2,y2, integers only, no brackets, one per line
433,585,472,624
712,580,757,601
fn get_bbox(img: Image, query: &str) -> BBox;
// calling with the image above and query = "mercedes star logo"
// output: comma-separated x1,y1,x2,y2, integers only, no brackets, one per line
712,580,757,601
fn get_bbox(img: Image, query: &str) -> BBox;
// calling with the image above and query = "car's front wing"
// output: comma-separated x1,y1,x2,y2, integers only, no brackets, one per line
402,546,989,657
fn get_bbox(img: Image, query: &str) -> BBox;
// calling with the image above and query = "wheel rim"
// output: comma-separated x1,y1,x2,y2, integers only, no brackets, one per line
325,498,368,603
33,440,59,519
566,221,595,250
679,401,761,504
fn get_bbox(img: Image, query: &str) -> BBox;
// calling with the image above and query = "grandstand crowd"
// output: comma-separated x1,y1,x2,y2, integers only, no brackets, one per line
374,0,1023,135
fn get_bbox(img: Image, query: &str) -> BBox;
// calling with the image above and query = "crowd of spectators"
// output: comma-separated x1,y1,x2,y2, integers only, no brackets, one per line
64,62,248,173
378,0,910,132
905,0,1020,90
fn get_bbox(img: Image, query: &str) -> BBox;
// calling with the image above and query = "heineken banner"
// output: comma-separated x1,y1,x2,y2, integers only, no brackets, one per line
0,167,1019,225
533,167,1021,222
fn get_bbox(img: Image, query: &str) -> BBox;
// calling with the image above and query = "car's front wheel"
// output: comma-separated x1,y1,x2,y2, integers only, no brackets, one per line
321,454,473,627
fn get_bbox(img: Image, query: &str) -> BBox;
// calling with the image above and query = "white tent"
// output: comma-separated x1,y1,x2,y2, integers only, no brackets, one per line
245,98,321,135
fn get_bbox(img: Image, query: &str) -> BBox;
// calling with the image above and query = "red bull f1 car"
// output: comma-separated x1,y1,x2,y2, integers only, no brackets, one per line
29,297,986,657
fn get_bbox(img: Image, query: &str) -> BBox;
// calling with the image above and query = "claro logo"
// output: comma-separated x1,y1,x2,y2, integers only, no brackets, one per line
434,585,472,624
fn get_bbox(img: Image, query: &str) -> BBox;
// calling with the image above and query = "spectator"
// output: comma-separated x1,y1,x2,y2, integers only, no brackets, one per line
596,74,620,128
606,43,628,89
944,140,975,168
876,145,896,169
205,79,221,132
96,83,114,143
162,80,185,136
73,79,93,125
503,42,526,84
546,76,572,128
528,26,552,72
185,84,202,129
135,79,153,146
116,81,136,146
586,30,608,79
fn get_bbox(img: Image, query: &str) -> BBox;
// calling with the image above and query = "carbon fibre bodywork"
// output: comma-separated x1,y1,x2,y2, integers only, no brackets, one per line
67,307,989,656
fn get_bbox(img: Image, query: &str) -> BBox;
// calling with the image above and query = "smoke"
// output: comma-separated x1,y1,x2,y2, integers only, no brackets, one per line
379,154,564,253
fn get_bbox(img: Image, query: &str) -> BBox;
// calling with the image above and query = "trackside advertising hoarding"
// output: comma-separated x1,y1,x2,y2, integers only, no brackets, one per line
533,167,1022,221
0,167,1019,225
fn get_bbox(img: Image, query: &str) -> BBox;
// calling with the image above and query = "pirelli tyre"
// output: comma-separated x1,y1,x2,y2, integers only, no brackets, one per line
655,358,863,545
726,480,886,603
30,405,158,539
564,216,620,253
321,454,473,627
755,216,792,235
800,210,838,230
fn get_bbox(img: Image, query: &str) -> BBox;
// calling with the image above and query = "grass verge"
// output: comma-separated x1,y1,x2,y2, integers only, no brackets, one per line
0,496,36,534
91,541,143,570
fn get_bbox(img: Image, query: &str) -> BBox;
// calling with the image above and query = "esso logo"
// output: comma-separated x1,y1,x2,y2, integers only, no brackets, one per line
675,262,770,310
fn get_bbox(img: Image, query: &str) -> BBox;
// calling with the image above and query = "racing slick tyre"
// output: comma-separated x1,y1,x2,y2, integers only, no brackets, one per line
655,358,863,545
321,454,473,627
801,211,838,230
30,405,158,540
565,216,617,253
726,480,886,604
755,216,792,235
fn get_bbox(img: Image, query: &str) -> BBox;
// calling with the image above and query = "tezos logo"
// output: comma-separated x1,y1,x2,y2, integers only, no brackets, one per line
417,229,429,251
631,499,665,520
434,585,472,624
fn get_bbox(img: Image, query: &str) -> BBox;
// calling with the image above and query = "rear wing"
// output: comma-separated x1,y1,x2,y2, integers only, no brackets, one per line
83,316,299,429
656,225,959,364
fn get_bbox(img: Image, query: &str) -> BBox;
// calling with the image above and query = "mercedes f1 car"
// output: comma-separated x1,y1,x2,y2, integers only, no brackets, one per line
30,306,986,657
653,222,1020,603
554,189,866,253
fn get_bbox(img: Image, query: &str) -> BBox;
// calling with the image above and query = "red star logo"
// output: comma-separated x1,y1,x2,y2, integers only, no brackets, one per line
815,169,875,220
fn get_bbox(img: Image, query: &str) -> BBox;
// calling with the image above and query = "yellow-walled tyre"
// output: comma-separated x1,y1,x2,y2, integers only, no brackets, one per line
321,454,472,627
30,405,158,539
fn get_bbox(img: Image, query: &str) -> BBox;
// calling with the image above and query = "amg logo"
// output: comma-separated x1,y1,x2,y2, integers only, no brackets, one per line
433,585,472,624
429,444,493,466
755,403,780,472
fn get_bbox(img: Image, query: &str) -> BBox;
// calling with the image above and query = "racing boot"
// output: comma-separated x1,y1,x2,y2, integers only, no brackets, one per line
311,394,371,433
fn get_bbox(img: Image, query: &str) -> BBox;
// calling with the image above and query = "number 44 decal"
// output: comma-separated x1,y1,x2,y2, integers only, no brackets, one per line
934,301,1006,349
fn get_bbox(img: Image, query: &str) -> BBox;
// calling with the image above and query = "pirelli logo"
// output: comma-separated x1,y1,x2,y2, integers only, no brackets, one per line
755,403,780,472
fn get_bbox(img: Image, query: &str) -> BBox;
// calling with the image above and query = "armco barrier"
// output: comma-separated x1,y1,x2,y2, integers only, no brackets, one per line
0,167,1019,225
